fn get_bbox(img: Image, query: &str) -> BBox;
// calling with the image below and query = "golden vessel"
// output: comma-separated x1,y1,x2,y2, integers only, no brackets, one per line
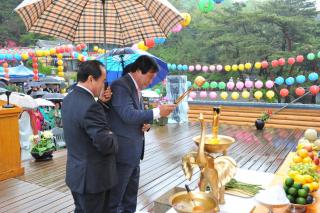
178,109,237,211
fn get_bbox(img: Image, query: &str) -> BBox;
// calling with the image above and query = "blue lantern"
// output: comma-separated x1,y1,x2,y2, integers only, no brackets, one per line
308,72,319,81
214,0,224,3
183,65,188,71
14,54,22,61
0,54,5,60
275,77,284,85
82,51,88,57
285,77,295,86
6,54,13,61
296,75,306,84
73,52,79,58
167,63,171,70
177,64,183,71
171,64,177,71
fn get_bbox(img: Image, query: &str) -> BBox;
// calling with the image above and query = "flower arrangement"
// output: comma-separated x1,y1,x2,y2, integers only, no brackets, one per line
30,131,55,156
260,109,273,122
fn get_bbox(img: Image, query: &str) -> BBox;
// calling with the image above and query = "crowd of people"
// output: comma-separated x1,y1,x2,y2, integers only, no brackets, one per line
62,56,176,213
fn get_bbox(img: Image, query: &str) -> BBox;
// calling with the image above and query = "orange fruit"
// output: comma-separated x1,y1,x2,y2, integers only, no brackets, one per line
293,155,303,163
311,182,319,191
302,156,312,163
304,175,314,183
298,149,309,158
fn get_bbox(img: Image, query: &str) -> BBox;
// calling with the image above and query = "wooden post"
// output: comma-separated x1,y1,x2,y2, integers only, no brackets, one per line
0,100,24,181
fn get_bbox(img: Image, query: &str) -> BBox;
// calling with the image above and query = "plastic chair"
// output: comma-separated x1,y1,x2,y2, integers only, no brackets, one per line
51,127,66,149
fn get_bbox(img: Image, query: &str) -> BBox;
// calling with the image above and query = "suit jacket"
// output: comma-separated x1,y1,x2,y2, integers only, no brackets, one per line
61,86,118,194
109,74,153,167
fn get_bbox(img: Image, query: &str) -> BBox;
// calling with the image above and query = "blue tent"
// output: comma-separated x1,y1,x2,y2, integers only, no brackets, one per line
0,65,45,78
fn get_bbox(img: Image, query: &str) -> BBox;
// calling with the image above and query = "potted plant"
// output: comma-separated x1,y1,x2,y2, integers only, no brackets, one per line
30,130,55,161
255,109,272,130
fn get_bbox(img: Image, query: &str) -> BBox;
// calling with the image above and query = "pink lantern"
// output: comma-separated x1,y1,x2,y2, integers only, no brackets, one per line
209,91,217,99
245,80,253,88
202,66,208,72
195,64,201,71
236,81,244,90
209,65,215,72
271,60,278,68
296,55,304,63
265,80,274,89
278,58,286,66
227,81,235,90
189,91,197,99
189,65,195,72
288,57,295,65
255,80,263,89
171,24,182,33
199,91,207,99
216,65,223,71
261,61,269,69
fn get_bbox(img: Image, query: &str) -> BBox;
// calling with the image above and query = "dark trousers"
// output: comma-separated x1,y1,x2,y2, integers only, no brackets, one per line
109,164,140,213
72,190,110,213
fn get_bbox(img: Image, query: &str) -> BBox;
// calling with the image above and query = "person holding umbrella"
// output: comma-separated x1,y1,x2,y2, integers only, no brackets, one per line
108,55,175,212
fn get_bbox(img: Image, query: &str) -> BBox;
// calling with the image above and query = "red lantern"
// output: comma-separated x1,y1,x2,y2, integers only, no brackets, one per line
3,62,8,68
80,43,86,49
278,58,286,66
261,61,269,69
310,85,319,95
28,51,35,57
288,57,295,65
32,63,38,69
65,46,71,53
76,44,82,52
33,74,39,81
4,73,9,79
145,38,155,48
296,55,304,63
280,88,289,97
295,87,305,96
32,57,38,63
33,69,39,74
271,60,278,68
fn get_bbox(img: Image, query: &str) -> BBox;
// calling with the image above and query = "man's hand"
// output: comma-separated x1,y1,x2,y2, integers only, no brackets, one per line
99,87,112,102
142,124,151,132
159,104,176,117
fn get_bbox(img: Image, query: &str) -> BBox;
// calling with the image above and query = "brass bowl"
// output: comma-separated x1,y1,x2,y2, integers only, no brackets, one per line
169,191,218,213
193,134,235,153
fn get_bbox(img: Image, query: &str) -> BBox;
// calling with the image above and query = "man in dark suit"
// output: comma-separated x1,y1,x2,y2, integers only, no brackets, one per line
62,60,118,213
108,55,175,213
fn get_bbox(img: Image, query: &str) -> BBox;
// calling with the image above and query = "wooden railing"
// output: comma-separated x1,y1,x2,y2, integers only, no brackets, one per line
188,104,320,130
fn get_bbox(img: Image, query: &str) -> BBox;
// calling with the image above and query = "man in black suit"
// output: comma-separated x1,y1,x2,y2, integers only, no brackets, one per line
108,55,175,213
62,60,118,213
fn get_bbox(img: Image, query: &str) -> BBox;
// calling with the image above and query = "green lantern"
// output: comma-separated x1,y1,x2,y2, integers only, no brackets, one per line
307,53,315,61
317,51,320,59
202,82,210,89
198,0,215,13
218,82,226,90
193,83,199,89
210,81,218,89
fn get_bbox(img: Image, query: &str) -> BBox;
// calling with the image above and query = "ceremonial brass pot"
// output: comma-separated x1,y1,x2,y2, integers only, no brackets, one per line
169,191,218,213
193,134,235,154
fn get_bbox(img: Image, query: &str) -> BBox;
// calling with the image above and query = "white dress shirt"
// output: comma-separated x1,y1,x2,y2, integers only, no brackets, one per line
128,73,160,120
77,84,94,98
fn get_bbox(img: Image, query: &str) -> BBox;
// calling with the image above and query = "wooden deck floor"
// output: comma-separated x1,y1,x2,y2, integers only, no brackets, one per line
0,123,303,212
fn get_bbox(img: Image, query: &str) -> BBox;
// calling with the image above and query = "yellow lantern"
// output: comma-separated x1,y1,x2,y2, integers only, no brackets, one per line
58,72,64,77
224,65,231,72
57,60,63,66
36,50,43,57
266,90,275,99
254,62,262,69
180,13,191,27
232,64,238,71
245,63,252,70
50,48,56,55
44,50,50,57
78,54,83,61
21,53,29,60
57,53,63,59
238,64,244,71
57,65,64,72
231,92,239,100
137,41,149,51
241,90,250,99
61,88,66,93
254,91,263,100
220,92,228,100
93,46,99,52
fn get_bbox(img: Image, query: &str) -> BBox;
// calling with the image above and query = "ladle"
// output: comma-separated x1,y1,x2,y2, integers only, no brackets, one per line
185,184,205,212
